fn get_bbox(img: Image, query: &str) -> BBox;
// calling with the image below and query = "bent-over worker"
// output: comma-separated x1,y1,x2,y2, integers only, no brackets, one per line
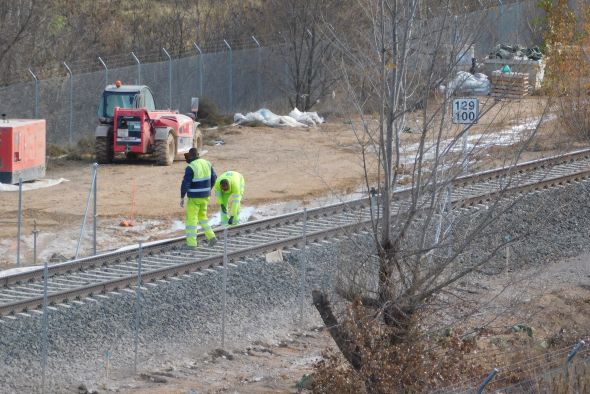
180,148,217,247
213,171,245,226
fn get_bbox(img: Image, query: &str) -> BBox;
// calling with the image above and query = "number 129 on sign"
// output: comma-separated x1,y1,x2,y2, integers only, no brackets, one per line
452,98,479,124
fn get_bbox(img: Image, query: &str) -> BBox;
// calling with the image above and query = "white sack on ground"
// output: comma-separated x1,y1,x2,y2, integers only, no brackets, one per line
289,108,325,126
234,108,323,128
440,71,491,97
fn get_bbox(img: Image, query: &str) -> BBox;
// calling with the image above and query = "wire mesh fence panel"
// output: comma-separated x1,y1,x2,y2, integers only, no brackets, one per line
0,1,540,147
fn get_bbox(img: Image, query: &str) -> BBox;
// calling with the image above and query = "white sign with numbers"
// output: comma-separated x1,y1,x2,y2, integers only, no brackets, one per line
452,98,479,124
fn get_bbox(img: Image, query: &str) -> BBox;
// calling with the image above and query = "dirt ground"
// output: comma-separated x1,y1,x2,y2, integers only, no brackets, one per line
0,97,582,268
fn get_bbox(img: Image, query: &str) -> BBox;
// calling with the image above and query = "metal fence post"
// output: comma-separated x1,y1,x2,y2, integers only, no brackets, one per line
370,187,377,220
28,68,39,118
33,220,39,265
134,242,143,374
41,256,49,393
252,36,262,105
462,125,469,174
93,163,98,256
504,235,511,271
162,48,172,109
193,43,204,97
16,177,22,267
284,62,289,103
498,0,504,44
63,62,73,146
75,164,98,259
98,56,108,87
131,52,141,85
477,368,498,394
221,227,228,349
428,185,451,265
223,40,233,113
299,208,308,325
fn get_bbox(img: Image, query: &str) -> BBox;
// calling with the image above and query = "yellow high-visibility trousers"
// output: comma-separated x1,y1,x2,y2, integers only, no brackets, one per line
185,197,215,246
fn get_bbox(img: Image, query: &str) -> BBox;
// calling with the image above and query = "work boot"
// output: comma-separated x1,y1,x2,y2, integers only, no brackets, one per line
207,237,218,247
184,244,197,250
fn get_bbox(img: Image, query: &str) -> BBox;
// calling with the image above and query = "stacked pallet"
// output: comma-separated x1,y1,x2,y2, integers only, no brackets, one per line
491,71,529,99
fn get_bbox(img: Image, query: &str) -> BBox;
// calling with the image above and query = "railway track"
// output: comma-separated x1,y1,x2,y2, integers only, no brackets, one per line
2,148,590,318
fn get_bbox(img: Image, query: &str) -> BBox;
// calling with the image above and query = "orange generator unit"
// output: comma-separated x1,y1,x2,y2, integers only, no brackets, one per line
0,118,46,184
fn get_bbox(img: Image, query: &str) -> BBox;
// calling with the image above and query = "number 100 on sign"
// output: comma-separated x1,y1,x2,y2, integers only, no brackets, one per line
452,98,479,124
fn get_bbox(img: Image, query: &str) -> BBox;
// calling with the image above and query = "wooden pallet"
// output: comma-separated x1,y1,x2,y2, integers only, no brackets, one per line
491,71,528,99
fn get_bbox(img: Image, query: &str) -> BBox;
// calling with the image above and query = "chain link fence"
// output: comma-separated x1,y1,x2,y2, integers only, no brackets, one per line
0,1,540,146
0,42,288,146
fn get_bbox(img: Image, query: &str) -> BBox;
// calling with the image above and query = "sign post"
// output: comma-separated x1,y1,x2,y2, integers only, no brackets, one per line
452,97,479,174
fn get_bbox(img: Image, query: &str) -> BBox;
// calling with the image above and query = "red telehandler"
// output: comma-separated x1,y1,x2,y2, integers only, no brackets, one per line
95,81,202,165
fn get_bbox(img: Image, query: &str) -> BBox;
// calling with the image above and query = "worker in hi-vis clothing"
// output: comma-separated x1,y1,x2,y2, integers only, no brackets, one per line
180,148,218,248
213,171,245,226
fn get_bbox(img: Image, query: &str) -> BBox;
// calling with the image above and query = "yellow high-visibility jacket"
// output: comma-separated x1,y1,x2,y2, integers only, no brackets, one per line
213,171,245,217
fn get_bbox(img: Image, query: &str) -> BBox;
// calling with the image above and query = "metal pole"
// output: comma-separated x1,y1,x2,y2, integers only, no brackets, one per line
221,227,228,349
75,164,98,259
162,48,172,109
41,256,49,393
16,177,22,267
462,125,469,174
33,220,39,265
505,245,510,270
299,208,308,325
131,52,141,85
193,43,204,97
98,57,108,87
134,242,143,374
223,39,233,112
63,62,73,146
28,68,39,118
504,235,511,271
93,163,98,256
498,0,504,44
428,186,451,265
284,62,289,103
279,31,289,103
477,368,498,394
370,187,377,220
252,36,262,105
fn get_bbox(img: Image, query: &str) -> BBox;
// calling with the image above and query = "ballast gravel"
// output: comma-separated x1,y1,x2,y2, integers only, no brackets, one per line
1,180,590,392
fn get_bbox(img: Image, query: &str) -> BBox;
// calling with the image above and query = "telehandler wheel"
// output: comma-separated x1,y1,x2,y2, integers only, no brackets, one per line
95,135,113,164
156,133,175,165
193,129,203,152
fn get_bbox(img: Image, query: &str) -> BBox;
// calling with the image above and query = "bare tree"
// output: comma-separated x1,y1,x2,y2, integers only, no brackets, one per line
257,0,349,110
310,0,555,390
0,0,38,82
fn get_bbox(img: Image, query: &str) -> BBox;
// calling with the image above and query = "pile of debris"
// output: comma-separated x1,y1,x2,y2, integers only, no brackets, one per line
489,44,542,61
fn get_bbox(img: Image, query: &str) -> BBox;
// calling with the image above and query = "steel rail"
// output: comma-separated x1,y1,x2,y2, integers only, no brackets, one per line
1,168,589,317
4,148,590,288
2,149,590,317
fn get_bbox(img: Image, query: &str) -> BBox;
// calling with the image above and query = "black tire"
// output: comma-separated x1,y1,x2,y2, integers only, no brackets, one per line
155,133,175,165
95,135,113,164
